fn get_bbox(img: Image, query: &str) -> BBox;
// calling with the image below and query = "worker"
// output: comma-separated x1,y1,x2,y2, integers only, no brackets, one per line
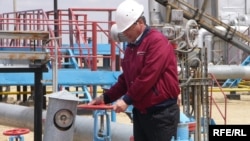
88,0,180,141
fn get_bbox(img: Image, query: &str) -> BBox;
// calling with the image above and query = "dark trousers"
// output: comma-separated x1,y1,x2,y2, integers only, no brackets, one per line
133,104,180,141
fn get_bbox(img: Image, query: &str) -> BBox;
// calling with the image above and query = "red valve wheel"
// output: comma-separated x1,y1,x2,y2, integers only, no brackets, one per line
3,128,30,136
188,122,196,132
78,104,113,110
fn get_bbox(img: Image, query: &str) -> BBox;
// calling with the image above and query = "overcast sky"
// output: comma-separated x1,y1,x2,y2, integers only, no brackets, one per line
0,0,150,26
0,0,149,43
0,0,120,12
0,0,148,16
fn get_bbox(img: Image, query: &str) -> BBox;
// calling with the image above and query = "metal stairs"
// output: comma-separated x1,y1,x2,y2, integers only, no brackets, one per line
47,48,79,69
62,85,93,103
222,55,250,87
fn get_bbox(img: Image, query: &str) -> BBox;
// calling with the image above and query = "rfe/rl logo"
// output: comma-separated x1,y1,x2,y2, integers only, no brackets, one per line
213,129,247,136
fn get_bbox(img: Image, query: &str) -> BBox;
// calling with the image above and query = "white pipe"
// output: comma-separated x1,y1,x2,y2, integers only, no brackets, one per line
215,25,249,33
198,25,249,49
205,35,213,63
149,0,164,25
198,26,249,63
208,65,250,79
0,103,132,141
185,19,198,48
197,28,214,62
198,28,212,48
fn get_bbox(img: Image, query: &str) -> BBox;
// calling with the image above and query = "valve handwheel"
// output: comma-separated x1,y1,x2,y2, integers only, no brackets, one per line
3,128,30,136
77,104,113,110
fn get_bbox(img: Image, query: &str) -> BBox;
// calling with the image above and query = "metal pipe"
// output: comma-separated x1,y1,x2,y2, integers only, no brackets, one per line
92,22,97,71
0,103,132,141
198,28,212,48
149,0,164,25
164,0,250,54
208,65,250,79
198,26,248,63
34,69,44,141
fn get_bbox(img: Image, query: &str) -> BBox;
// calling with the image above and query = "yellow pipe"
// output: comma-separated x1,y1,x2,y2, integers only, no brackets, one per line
210,87,250,92
0,91,53,95
0,90,104,95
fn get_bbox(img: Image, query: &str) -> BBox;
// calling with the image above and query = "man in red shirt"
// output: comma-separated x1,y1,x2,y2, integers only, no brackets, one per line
89,0,180,140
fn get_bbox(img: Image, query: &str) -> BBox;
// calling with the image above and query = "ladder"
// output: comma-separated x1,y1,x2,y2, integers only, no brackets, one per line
222,56,250,87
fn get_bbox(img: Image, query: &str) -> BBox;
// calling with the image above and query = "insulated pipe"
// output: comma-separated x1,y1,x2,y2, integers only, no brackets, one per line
215,26,249,34
197,28,213,63
198,27,248,63
198,28,212,48
185,19,199,48
205,35,213,63
198,26,249,48
208,65,250,79
149,0,164,25
162,1,250,54
0,103,132,141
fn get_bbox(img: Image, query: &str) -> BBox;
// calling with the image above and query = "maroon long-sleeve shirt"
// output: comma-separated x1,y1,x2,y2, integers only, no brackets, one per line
104,26,180,113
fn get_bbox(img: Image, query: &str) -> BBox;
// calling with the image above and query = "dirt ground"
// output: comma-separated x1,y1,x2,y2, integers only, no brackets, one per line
0,92,250,141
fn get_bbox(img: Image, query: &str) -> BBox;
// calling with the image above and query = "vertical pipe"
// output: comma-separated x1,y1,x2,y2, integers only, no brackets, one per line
23,86,27,102
52,39,59,92
245,0,247,14
202,47,209,141
92,22,97,71
54,0,58,38
0,86,2,102
68,9,74,48
111,41,116,71
13,0,16,13
194,69,201,141
34,68,43,141
84,15,87,42
43,86,46,109
17,85,21,101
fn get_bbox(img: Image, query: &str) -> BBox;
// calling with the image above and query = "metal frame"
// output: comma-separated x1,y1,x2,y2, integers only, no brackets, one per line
0,30,50,141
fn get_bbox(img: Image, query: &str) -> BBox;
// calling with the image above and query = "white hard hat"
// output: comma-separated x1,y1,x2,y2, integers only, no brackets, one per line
111,24,128,42
115,0,144,32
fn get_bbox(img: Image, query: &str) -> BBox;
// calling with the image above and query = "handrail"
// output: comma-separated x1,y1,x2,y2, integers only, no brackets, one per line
0,8,123,70
0,9,55,53
208,73,227,124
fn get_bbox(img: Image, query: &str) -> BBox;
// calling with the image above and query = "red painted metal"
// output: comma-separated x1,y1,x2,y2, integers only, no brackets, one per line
208,73,227,125
0,8,123,70
92,22,97,71
77,104,113,110
3,128,30,136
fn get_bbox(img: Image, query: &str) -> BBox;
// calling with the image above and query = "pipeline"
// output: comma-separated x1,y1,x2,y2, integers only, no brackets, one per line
155,0,250,54
0,103,132,141
208,65,250,80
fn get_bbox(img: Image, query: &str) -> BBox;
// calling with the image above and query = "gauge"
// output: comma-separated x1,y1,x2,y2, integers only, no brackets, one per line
54,109,74,131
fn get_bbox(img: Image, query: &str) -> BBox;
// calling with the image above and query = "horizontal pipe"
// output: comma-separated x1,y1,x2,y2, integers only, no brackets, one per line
0,103,132,141
165,1,250,54
208,65,250,79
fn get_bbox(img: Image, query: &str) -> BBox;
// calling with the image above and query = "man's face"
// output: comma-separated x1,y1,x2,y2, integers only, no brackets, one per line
122,21,141,43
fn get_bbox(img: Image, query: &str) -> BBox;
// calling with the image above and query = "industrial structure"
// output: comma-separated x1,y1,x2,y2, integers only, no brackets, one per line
0,0,250,141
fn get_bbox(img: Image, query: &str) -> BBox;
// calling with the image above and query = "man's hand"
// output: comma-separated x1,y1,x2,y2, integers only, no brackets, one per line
88,95,104,105
113,99,128,113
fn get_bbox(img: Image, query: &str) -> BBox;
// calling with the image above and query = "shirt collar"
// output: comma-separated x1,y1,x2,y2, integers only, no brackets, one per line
128,25,150,47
